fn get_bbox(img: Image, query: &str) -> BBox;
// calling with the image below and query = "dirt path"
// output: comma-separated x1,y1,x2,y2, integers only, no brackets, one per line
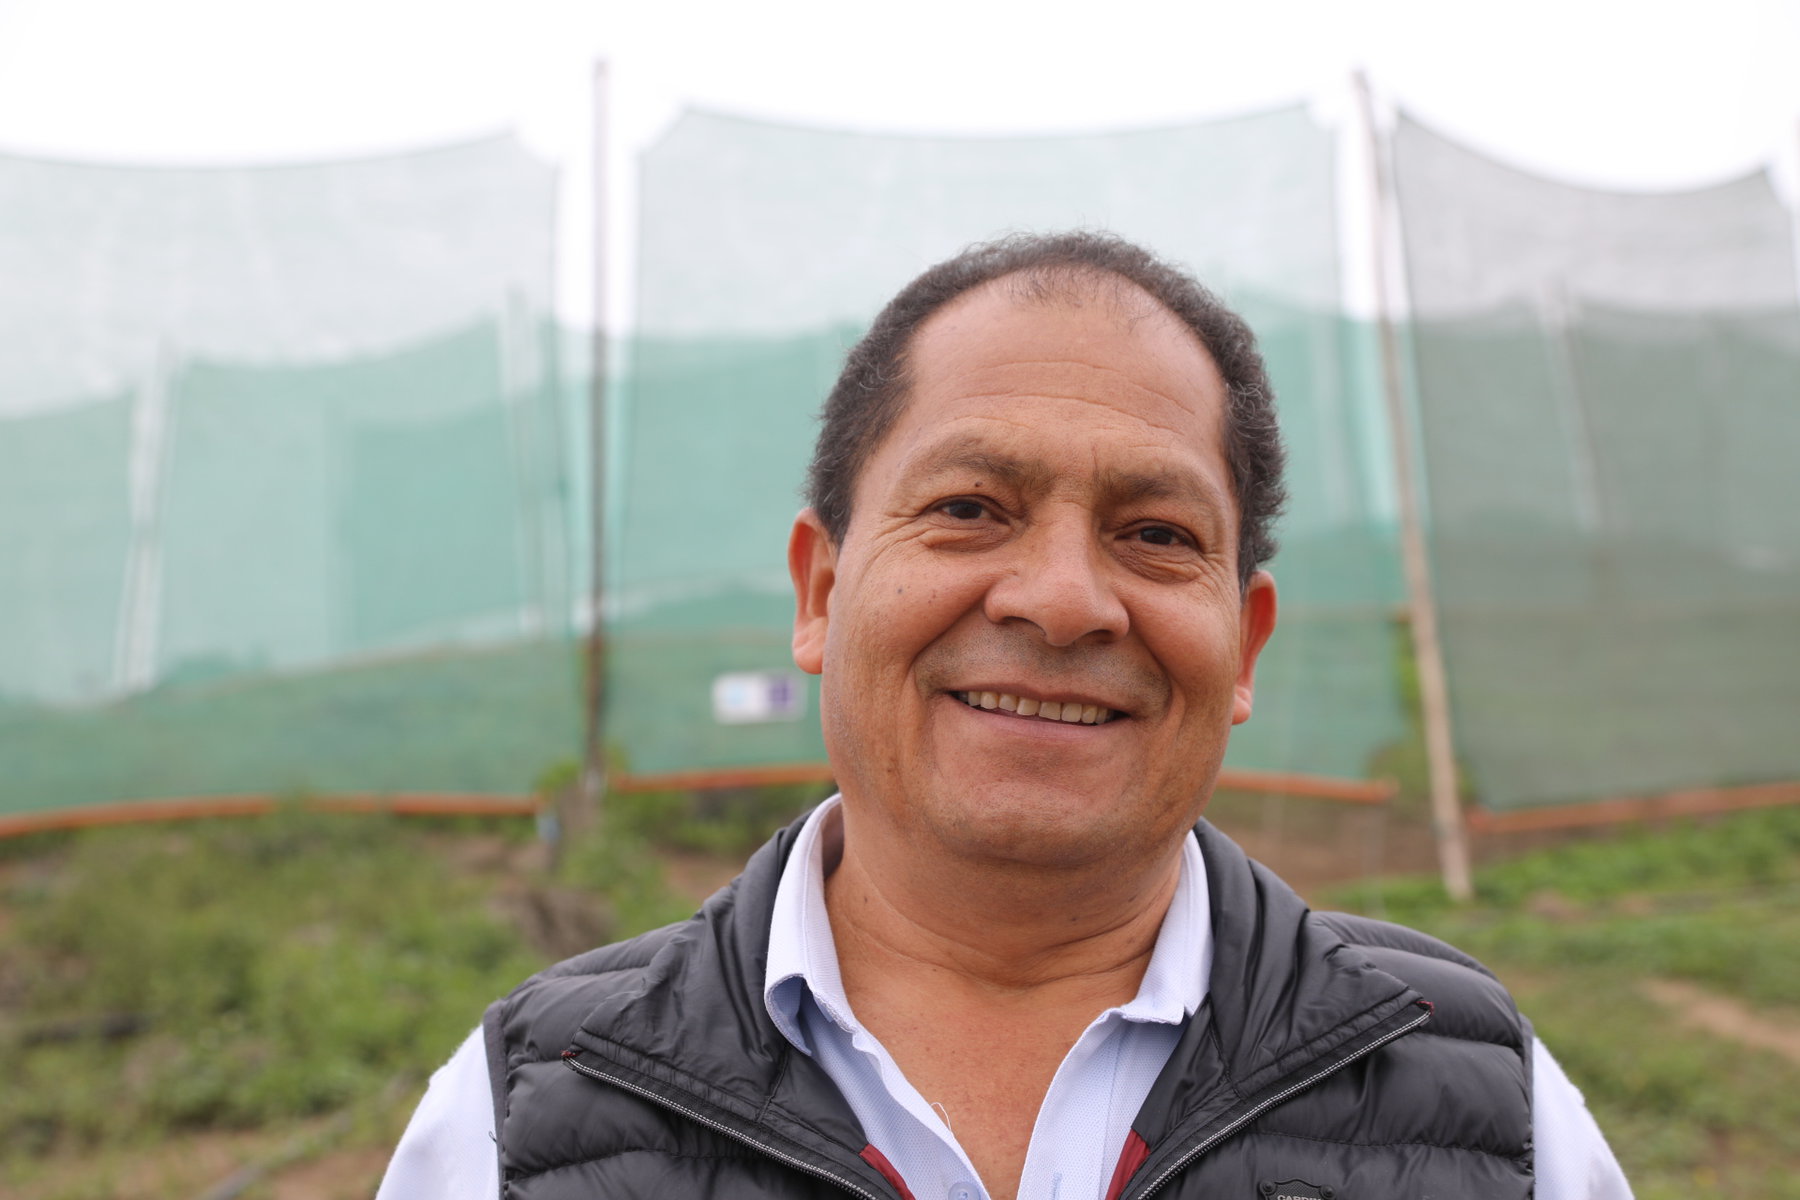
1642,977,1800,1067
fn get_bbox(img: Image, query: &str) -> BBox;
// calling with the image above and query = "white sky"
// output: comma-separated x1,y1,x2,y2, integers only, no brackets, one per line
3,0,1798,324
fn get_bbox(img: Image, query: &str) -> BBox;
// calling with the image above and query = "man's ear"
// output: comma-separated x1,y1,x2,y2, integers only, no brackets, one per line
1231,569,1278,726
789,509,836,676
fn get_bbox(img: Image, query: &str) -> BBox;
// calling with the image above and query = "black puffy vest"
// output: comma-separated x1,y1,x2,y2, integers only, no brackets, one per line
484,818,1533,1199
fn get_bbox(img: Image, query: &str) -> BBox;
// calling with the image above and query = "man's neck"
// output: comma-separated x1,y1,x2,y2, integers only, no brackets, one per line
818,803,1185,1200
819,799,1183,1000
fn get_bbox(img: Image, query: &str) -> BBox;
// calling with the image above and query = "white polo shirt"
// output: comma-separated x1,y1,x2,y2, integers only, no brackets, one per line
763,796,1206,1199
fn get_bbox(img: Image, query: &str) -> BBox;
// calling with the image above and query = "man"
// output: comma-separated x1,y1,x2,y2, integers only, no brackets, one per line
380,232,1630,1198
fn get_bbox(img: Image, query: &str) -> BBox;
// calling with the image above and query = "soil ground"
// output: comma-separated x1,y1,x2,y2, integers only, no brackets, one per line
1642,977,1800,1068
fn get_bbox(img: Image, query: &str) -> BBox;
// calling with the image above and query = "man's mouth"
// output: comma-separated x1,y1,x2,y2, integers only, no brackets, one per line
951,690,1120,726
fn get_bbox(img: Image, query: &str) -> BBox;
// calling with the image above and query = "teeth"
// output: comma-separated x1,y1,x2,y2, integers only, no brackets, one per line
955,692,1115,725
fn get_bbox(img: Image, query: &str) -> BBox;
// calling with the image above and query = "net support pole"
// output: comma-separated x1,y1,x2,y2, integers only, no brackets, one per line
115,342,174,695
576,59,613,832
1353,71,1474,902
1792,118,1800,301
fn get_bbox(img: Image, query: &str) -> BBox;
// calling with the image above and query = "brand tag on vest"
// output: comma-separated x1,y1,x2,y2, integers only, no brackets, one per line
1258,1180,1334,1200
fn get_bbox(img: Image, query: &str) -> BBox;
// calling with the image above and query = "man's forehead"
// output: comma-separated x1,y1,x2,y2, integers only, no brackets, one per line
904,277,1221,416
899,272,1226,429
861,275,1236,522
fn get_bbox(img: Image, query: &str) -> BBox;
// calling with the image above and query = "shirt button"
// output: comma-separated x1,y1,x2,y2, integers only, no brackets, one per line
948,1184,978,1200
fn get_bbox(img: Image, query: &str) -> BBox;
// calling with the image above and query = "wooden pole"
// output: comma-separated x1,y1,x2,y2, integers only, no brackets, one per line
575,60,612,833
1353,71,1474,902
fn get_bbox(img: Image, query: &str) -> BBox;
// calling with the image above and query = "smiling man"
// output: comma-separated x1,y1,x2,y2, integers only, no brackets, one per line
378,233,1630,1199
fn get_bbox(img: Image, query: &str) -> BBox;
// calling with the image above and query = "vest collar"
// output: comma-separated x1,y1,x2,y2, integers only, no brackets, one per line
562,813,1425,1185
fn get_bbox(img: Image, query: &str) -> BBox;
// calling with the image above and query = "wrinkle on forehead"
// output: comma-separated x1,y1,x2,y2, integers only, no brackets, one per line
930,381,1211,445
896,376,1223,476
958,352,1209,401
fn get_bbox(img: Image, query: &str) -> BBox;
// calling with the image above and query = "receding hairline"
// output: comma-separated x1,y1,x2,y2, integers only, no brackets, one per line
942,262,1195,336
897,266,1227,401
885,265,1235,463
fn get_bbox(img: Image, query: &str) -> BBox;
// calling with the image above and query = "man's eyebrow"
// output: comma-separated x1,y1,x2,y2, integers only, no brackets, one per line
907,444,1057,493
1096,465,1231,514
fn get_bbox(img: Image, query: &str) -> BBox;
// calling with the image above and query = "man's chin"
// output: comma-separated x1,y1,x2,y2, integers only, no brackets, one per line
921,786,1154,873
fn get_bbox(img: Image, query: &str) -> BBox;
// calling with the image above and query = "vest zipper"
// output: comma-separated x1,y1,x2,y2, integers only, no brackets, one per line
561,1051,887,1200
1130,1001,1434,1200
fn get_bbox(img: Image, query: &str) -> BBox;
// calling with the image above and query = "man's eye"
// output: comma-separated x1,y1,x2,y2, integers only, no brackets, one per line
939,499,986,520
1134,525,1186,547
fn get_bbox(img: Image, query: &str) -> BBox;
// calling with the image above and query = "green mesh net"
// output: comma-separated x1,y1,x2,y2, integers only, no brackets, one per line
1392,112,1800,811
0,396,134,710
0,138,576,822
11,108,1792,825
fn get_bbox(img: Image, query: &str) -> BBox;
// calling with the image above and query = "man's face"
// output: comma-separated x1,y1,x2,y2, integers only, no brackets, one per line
789,277,1276,870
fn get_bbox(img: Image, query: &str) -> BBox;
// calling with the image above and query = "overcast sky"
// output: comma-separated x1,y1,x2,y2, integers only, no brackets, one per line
3,0,1797,322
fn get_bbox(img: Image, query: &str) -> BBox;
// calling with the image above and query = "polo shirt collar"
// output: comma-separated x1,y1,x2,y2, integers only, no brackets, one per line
764,795,1210,1054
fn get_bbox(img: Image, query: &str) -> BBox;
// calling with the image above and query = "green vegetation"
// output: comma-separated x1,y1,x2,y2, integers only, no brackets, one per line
1331,806,1800,1200
0,784,771,1199
2,809,518,1196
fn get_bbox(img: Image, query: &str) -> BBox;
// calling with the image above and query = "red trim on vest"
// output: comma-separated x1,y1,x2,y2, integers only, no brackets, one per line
1104,1130,1151,1200
860,1144,919,1200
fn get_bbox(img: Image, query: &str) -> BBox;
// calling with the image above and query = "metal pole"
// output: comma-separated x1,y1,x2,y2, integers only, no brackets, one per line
576,59,612,832
1352,71,1474,902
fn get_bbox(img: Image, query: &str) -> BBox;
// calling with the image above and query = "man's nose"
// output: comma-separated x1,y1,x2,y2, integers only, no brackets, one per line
981,517,1128,647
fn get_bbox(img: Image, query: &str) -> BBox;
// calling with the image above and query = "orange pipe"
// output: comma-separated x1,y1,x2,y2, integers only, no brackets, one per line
0,792,537,838
1468,781,1800,834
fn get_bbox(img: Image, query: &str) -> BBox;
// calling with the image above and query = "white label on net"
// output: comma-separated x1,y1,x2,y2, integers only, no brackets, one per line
712,671,808,724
